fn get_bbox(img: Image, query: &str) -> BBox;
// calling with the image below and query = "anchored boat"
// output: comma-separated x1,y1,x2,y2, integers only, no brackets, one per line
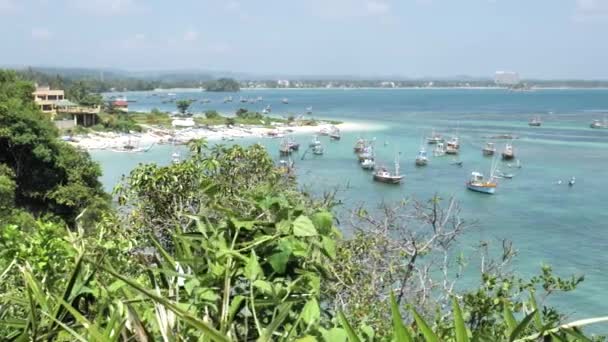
529,116,542,127
501,143,515,160
415,148,428,166
482,142,496,156
373,154,404,184
466,172,498,194
426,129,444,144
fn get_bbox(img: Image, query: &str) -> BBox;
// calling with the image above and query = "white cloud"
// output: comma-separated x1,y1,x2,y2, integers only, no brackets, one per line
0,0,17,13
574,0,608,20
70,0,139,15
31,27,52,40
366,0,390,15
183,30,199,42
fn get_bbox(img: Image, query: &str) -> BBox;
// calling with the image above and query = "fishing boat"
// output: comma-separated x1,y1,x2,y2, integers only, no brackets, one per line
466,172,498,194
329,126,341,140
279,139,292,155
309,135,321,147
287,138,300,151
171,152,181,164
446,136,460,149
282,98,289,104
318,127,330,136
446,144,459,155
433,142,446,157
358,146,374,162
590,118,608,129
361,158,375,170
426,130,444,144
568,176,576,186
529,116,542,127
501,143,515,160
373,155,404,184
312,145,324,155
415,148,428,166
353,138,366,153
482,142,496,156
306,106,313,114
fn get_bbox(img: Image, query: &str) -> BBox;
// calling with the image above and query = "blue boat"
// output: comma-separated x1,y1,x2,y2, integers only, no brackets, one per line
466,172,497,194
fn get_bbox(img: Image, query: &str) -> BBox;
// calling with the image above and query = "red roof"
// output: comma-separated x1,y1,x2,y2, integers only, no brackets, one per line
112,100,128,106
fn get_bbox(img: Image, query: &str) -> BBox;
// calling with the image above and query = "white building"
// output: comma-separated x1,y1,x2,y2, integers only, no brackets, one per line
277,79,290,87
494,71,520,86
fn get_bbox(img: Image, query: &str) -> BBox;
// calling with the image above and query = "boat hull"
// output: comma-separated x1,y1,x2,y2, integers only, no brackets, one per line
501,153,514,160
482,149,495,156
373,175,403,184
415,159,428,166
466,183,496,194
529,123,541,127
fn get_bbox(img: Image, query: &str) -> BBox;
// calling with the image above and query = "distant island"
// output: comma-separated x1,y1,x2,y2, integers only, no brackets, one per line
12,66,608,92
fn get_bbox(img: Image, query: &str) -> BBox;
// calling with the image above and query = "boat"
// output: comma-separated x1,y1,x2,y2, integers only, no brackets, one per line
357,146,374,162
568,176,576,186
282,98,289,104
312,145,324,155
361,158,375,170
287,138,300,151
433,142,446,157
466,172,498,194
482,142,496,156
590,118,608,129
353,138,366,153
329,126,341,140
446,136,460,149
426,129,444,144
529,116,542,127
309,135,321,147
373,154,404,184
501,143,515,160
451,160,463,167
446,144,459,155
306,106,313,114
171,152,181,164
415,148,428,166
318,127,330,136
279,139,292,155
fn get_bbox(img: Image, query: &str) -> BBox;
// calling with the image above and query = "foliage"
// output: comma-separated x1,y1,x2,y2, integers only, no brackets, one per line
95,112,142,132
176,99,193,114
0,70,108,225
205,110,221,119
204,78,240,92
65,80,103,106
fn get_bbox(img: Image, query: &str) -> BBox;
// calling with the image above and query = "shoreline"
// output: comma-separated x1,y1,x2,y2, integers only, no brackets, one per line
67,120,386,151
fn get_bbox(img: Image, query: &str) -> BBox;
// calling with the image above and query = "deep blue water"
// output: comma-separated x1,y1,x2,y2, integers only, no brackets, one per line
94,88,608,327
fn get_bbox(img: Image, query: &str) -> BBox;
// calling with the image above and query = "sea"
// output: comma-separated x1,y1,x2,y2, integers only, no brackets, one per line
92,88,608,327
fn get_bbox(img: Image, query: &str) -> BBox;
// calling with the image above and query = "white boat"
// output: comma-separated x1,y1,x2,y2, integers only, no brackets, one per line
312,145,324,155
329,126,341,140
171,152,181,164
282,98,289,104
482,142,496,156
309,135,321,147
447,136,460,149
433,142,446,157
529,116,542,127
590,118,608,129
373,154,403,184
501,143,515,160
466,158,499,194
426,129,443,144
361,158,375,170
415,149,428,166
306,106,313,114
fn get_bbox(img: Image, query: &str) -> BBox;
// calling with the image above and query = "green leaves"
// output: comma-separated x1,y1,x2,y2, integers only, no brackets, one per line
452,297,469,342
245,251,263,281
293,215,318,237
301,298,320,325
508,310,537,342
390,292,412,342
411,308,439,342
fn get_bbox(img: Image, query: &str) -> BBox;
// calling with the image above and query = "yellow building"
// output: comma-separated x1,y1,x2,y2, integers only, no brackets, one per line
32,86,65,114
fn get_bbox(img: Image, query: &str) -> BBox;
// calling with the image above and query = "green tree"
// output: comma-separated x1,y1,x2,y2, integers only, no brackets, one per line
176,99,192,114
204,77,241,92
205,109,220,119
0,70,108,225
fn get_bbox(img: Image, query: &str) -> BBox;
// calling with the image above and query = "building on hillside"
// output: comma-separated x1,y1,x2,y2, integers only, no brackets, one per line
494,71,520,86
277,79,290,88
33,86,65,115
110,98,129,112
55,99,101,127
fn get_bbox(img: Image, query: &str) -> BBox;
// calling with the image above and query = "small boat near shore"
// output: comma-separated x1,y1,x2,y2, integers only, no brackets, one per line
426,129,444,144
373,154,403,184
529,116,542,127
466,171,497,194
353,138,366,153
312,144,324,155
329,126,341,140
590,118,608,129
282,98,289,104
433,142,446,157
415,148,428,166
361,158,375,170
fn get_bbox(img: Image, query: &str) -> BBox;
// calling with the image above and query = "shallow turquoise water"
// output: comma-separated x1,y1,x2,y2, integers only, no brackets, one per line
94,89,608,325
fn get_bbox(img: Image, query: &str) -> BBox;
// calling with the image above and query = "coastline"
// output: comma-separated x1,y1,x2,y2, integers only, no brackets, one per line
67,120,385,151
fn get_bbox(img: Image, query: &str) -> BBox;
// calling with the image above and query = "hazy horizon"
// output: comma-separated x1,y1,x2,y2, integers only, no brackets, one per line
2,0,608,79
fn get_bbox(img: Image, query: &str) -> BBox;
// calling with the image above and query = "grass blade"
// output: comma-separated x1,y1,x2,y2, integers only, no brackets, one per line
338,311,362,342
509,310,537,342
390,292,412,342
257,302,293,342
503,303,517,336
411,308,439,342
452,297,469,342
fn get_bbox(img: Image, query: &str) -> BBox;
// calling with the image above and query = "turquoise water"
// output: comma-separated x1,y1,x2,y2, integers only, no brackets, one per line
94,89,608,324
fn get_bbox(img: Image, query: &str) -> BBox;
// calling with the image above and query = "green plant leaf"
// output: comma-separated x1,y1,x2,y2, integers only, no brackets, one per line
257,302,293,342
253,280,273,295
528,294,543,331
452,297,469,342
301,298,320,325
508,310,537,342
245,250,263,281
411,308,438,342
503,303,517,336
321,328,347,342
268,251,290,274
293,215,318,237
390,292,412,342
322,236,336,259
338,311,362,342
311,211,333,234
296,336,317,342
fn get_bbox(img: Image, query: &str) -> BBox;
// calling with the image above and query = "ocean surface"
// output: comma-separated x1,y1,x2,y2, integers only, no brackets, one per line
92,88,608,326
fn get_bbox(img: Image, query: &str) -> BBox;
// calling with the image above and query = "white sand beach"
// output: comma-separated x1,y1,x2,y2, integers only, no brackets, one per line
66,121,385,151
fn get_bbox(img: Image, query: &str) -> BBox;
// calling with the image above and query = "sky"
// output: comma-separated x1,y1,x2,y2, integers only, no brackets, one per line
1,0,608,79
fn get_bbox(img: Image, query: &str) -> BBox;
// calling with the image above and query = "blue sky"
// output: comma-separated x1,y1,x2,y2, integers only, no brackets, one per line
1,0,608,78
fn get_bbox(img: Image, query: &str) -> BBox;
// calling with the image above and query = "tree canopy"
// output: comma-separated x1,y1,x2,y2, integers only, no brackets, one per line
204,77,240,92
0,70,108,226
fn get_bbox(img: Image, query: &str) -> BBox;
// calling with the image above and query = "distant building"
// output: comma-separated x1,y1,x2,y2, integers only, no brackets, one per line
380,81,396,88
494,71,520,86
33,86,65,114
111,98,129,113
277,79,290,88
